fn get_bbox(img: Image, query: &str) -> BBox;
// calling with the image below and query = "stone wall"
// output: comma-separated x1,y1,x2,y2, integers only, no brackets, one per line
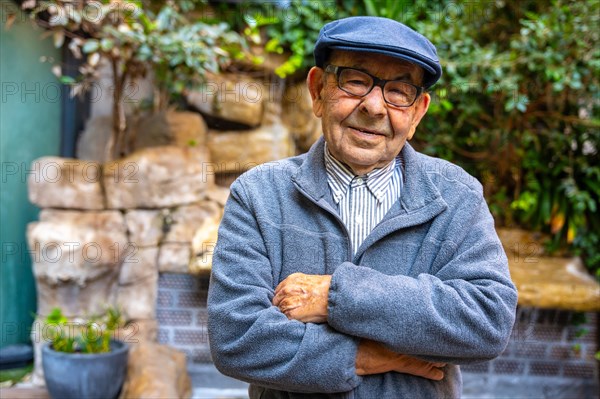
26,69,321,390
26,145,225,385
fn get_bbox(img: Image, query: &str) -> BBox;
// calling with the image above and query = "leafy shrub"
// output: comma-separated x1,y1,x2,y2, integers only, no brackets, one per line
21,0,248,159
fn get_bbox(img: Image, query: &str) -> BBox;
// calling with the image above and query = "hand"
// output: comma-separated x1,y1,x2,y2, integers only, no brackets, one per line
273,273,332,323
355,339,445,381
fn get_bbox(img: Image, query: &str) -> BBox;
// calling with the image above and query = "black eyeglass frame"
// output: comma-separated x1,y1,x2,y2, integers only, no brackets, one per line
324,64,424,108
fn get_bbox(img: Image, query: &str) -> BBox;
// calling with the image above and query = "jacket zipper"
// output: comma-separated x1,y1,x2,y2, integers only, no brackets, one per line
293,182,354,263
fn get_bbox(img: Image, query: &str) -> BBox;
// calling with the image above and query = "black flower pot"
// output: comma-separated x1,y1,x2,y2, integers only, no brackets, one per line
42,340,129,399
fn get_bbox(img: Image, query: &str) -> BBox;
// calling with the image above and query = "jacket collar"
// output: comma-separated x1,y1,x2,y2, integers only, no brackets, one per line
293,136,448,260
293,136,446,215
291,136,331,202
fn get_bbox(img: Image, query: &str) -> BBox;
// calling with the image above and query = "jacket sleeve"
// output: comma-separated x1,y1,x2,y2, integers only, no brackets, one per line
326,194,518,364
207,179,362,393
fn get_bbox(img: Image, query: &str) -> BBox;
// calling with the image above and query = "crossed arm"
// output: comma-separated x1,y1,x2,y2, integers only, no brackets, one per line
273,273,446,380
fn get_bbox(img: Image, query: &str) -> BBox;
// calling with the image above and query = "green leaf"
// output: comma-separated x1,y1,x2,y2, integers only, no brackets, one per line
82,40,99,54
58,76,76,85
100,38,114,52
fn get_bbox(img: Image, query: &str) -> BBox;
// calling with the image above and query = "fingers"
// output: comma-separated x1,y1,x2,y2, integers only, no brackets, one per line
395,354,446,381
277,298,301,313
423,367,445,381
400,364,445,381
274,273,303,293
272,273,331,324
272,285,304,307
273,273,305,305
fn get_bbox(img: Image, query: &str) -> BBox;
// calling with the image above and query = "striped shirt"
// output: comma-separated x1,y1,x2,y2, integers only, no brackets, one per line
324,144,403,255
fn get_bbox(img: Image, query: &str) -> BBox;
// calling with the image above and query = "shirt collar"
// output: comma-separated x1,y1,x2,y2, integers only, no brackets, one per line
324,143,399,204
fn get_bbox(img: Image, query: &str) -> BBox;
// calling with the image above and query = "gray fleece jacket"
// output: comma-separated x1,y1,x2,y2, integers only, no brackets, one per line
207,137,517,399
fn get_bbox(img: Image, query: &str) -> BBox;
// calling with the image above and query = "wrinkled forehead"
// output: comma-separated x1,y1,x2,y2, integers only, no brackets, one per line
328,50,425,84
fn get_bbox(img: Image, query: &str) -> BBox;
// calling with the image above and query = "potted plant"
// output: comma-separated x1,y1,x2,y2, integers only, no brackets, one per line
41,307,128,399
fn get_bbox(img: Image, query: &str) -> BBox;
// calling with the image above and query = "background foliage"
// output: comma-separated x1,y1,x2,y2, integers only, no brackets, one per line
20,0,248,159
223,0,599,276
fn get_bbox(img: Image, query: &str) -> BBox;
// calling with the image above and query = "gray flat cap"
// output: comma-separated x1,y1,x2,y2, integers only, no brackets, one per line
314,16,442,88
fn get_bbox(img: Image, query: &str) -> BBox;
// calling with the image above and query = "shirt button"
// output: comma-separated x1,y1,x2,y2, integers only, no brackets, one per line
356,177,364,184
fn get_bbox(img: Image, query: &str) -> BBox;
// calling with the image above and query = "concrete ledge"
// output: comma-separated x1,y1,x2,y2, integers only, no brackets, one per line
189,363,248,399
498,228,600,312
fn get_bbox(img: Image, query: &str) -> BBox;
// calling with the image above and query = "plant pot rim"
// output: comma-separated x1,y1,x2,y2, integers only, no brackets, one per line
42,339,129,359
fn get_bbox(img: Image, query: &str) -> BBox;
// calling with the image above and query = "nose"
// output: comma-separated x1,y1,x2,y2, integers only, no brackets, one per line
359,85,387,117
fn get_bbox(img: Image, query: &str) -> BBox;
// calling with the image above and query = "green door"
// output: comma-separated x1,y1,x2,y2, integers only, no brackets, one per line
1,1,62,348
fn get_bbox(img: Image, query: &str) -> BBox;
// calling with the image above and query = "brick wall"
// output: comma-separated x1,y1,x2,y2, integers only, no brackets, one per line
157,273,211,363
461,307,598,380
157,273,599,391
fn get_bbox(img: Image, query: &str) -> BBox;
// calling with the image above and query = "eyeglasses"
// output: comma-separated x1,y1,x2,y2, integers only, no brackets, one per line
325,65,424,107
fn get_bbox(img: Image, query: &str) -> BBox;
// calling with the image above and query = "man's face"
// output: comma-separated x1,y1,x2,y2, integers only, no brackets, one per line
307,50,430,175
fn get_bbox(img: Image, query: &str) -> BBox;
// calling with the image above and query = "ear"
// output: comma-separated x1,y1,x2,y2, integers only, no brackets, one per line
307,66,325,118
407,92,430,140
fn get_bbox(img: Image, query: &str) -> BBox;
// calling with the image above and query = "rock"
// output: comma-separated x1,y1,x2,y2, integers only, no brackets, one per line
497,228,550,258
38,208,125,230
103,146,213,209
134,110,207,150
28,157,104,210
204,185,230,207
186,74,266,127
115,319,158,345
242,45,290,75
164,201,221,244
190,208,222,274
30,317,47,386
498,228,600,311
76,115,113,163
34,272,119,318
119,342,191,399
215,173,242,188
157,244,191,274
282,81,322,152
260,77,285,126
118,247,158,285
27,210,127,286
31,207,124,316
207,123,294,173
116,271,158,320
508,255,600,312
125,210,164,247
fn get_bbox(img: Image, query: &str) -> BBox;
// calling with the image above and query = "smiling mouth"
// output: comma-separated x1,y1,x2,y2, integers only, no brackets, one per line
350,126,387,137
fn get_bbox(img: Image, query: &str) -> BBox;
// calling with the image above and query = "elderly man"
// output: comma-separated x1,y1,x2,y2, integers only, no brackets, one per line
208,16,517,398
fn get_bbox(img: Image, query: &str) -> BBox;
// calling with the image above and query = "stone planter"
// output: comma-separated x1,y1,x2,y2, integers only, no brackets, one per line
42,340,129,399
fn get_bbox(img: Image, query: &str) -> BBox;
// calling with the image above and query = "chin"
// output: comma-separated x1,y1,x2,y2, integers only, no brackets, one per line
346,149,381,164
